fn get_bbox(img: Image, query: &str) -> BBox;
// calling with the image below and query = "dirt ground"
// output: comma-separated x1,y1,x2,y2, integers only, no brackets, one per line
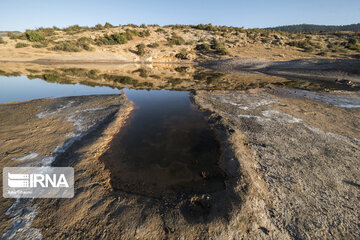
0,94,132,240
193,88,360,239
1,25,359,63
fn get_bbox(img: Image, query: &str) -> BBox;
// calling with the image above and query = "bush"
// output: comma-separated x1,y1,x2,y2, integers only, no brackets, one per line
52,41,81,52
9,33,26,40
63,25,87,34
133,68,148,78
94,24,104,30
125,29,139,40
36,28,55,36
136,43,146,56
102,74,138,85
148,42,159,48
155,28,166,33
0,37,5,44
95,33,128,45
138,29,150,37
175,49,188,59
211,39,228,55
15,42,29,48
304,46,314,52
32,42,48,48
25,30,45,42
348,38,358,45
168,35,185,46
195,43,210,51
53,39,93,52
104,22,113,28
346,38,360,51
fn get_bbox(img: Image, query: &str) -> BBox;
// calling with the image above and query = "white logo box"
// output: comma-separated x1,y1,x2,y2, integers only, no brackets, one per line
3,167,74,198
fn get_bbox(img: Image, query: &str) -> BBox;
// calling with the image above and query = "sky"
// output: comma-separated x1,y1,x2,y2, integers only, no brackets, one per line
0,0,359,31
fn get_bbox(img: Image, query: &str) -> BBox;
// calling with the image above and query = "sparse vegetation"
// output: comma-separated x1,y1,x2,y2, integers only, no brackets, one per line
32,42,48,48
210,39,229,55
195,43,210,51
175,49,188,59
167,34,185,46
136,43,146,56
0,37,5,44
104,22,114,28
15,42,29,48
4,23,360,60
52,39,92,52
95,33,128,45
133,68,148,78
148,42,159,48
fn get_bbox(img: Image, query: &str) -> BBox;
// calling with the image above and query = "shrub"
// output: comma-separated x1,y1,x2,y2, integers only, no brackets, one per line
155,28,166,33
136,43,146,56
133,68,148,78
0,37,5,44
211,39,228,55
348,38,358,45
77,37,94,50
32,42,48,48
140,24,147,28
94,24,104,30
125,29,139,40
15,42,29,48
148,42,159,48
175,49,188,59
174,66,188,73
195,43,210,51
25,30,45,42
102,74,138,85
95,33,128,45
52,41,85,52
346,38,360,51
304,46,314,52
63,25,87,34
167,34,185,46
9,33,26,40
139,29,150,37
36,28,55,36
104,22,114,28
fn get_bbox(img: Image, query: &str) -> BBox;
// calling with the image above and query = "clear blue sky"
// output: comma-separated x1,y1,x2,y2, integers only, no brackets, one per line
0,0,359,31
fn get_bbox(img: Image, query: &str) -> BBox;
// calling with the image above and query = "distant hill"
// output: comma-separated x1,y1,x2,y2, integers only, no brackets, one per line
266,24,360,33
0,31,22,37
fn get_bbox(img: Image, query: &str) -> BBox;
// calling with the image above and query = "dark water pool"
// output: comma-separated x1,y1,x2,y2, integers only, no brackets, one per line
100,89,226,197
0,76,226,197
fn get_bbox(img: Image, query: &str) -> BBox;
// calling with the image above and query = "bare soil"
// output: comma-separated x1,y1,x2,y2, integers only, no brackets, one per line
193,88,360,239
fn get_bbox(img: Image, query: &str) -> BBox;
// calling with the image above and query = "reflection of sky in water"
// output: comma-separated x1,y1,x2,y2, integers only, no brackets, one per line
0,76,121,103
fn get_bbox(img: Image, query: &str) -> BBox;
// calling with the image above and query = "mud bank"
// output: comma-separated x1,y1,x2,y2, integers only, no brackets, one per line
0,94,132,239
25,91,246,239
203,58,360,86
193,88,360,239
